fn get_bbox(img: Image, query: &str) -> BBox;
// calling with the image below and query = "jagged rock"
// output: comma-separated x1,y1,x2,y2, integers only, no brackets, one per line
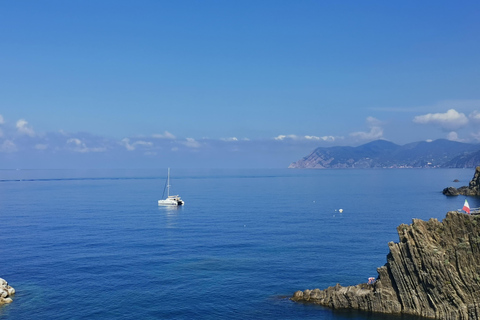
443,166,480,196
0,278,15,304
292,212,480,319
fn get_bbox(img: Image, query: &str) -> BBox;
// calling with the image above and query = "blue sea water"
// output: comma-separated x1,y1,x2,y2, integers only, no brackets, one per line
0,168,475,319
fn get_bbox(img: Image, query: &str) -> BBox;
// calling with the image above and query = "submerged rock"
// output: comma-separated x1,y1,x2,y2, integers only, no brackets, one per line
443,166,480,196
292,212,480,319
0,278,14,304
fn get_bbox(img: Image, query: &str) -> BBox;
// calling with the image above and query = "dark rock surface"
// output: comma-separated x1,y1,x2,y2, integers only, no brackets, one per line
443,166,480,196
292,212,480,319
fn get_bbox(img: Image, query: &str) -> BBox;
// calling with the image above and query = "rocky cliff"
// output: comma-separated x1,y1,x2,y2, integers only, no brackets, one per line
443,166,480,196
292,212,480,319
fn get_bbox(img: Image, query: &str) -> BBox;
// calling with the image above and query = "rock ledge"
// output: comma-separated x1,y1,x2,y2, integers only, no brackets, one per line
292,212,480,319
443,166,480,196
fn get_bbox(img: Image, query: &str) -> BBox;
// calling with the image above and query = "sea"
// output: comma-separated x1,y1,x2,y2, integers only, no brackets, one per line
0,168,476,320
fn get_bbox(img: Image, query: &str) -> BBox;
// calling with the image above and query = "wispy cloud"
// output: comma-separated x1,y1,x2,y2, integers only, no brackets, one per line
35,144,48,150
67,138,106,153
469,111,480,124
0,140,17,153
413,109,468,131
274,134,336,142
181,138,202,148
121,138,153,151
371,100,480,113
152,131,176,139
221,137,239,141
220,137,251,142
434,100,480,111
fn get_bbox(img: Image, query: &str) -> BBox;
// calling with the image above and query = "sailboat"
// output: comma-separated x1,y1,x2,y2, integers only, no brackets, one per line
158,168,185,206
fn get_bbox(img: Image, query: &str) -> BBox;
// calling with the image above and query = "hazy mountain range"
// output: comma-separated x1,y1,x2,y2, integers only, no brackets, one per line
289,139,480,169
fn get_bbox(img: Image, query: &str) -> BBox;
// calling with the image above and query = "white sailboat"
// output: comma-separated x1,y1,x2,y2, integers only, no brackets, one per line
158,168,184,206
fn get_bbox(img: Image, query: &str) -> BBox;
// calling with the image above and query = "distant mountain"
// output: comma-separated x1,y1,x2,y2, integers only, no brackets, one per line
445,149,480,168
289,139,480,169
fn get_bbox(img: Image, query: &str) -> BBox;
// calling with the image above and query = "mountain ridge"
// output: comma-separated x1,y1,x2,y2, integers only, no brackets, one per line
289,139,480,169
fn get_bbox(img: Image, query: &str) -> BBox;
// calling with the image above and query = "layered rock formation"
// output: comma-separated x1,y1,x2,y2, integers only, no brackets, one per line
0,278,15,304
443,166,480,196
292,212,480,319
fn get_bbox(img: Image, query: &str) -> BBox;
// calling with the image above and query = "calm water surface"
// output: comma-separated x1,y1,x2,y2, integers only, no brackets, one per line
0,168,474,319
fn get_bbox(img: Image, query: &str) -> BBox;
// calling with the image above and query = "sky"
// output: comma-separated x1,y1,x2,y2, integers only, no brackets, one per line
1,0,480,168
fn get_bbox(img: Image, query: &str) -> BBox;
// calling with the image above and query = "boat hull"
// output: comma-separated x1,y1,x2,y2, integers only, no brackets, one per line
158,200,178,206
158,198,184,206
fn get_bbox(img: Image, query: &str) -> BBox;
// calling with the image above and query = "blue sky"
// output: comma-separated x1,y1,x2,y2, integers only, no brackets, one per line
1,1,480,168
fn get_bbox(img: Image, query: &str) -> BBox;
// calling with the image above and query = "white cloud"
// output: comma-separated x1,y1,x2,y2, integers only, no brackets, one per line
350,126,384,140
274,134,337,142
0,115,4,125
274,134,296,141
0,140,17,153
413,109,468,130
446,131,464,142
469,111,480,124
305,135,336,142
366,116,384,127
221,137,239,141
16,119,35,137
152,131,176,139
182,138,201,148
121,138,153,151
220,137,250,141
67,138,106,153
350,117,384,141
68,138,82,146
121,138,137,151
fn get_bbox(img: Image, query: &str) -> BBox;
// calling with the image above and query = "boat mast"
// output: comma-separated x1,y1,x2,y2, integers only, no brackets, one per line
167,168,171,197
